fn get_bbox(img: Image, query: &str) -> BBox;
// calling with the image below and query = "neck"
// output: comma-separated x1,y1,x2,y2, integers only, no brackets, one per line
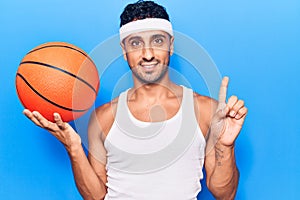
129,78,177,103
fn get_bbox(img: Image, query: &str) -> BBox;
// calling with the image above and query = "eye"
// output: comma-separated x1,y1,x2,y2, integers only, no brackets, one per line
130,40,142,47
153,38,163,44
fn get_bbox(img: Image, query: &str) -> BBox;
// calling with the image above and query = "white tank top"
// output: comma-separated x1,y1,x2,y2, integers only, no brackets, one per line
104,86,206,200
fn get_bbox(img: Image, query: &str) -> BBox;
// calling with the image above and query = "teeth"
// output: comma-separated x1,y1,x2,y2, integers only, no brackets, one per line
144,65,155,69
141,63,157,69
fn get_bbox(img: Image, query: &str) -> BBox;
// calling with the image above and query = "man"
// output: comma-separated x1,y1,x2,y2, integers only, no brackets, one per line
24,1,247,199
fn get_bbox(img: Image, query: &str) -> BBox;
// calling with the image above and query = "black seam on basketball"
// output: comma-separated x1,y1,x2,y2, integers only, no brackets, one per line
16,73,89,113
20,61,97,94
27,44,87,56
26,44,95,64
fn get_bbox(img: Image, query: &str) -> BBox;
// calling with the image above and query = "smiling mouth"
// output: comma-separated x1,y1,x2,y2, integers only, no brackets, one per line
140,62,159,69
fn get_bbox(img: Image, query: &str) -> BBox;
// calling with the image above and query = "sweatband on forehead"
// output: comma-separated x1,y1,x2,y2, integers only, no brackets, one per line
119,18,173,42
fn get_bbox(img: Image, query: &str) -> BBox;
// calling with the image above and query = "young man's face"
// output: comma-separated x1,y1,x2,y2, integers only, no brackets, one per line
121,30,174,84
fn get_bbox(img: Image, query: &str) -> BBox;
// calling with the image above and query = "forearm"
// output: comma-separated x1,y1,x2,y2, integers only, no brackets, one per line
208,143,239,200
68,144,107,200
22,110,107,199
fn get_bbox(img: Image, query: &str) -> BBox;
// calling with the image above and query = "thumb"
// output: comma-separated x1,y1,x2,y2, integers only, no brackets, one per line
215,104,230,119
53,113,67,130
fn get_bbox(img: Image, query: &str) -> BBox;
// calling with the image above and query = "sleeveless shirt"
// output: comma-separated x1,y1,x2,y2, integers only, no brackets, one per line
104,86,206,200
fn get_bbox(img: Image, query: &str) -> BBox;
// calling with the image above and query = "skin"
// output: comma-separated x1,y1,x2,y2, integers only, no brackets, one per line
24,30,247,200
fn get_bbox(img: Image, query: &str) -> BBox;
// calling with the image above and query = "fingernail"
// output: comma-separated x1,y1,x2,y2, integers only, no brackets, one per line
230,110,235,116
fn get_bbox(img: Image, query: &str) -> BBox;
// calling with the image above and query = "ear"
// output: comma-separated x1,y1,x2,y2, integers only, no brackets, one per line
169,36,174,56
120,41,128,61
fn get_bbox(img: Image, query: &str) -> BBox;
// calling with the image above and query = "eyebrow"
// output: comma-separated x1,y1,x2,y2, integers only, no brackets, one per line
127,34,167,43
128,36,143,42
151,34,167,40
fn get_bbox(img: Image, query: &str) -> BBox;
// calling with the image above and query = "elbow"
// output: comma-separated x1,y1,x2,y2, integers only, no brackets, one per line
82,192,106,200
97,191,107,200
76,180,107,200
79,187,107,200
207,184,237,200
207,169,240,200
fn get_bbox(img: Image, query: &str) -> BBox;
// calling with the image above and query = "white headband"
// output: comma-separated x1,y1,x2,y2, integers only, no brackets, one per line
119,18,173,42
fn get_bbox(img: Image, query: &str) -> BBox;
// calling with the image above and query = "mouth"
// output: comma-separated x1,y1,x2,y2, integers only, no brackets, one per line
140,62,159,70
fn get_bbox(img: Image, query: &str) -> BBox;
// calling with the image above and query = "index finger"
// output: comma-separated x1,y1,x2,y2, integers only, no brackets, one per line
218,76,229,103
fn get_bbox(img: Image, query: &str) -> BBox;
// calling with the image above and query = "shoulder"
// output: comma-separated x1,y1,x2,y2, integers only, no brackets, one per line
193,92,218,114
91,97,119,138
192,92,218,136
95,97,118,118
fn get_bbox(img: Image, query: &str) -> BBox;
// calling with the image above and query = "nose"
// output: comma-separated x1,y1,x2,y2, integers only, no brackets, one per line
142,47,154,61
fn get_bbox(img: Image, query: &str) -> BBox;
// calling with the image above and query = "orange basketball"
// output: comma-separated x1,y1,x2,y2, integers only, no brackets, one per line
16,42,99,122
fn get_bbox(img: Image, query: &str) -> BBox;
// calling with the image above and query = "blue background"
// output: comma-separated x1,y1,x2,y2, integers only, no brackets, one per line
1,0,299,199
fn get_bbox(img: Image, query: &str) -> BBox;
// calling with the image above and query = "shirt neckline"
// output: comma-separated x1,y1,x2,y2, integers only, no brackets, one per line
124,86,185,124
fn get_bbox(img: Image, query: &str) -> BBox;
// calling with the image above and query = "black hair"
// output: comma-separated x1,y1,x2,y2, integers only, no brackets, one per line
120,1,170,27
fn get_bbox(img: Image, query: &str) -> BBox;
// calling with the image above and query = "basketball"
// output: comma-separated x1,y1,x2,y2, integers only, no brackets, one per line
16,42,100,122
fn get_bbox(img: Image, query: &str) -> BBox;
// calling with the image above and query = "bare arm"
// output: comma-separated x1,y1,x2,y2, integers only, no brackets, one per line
205,139,239,199
23,110,107,200
201,77,247,199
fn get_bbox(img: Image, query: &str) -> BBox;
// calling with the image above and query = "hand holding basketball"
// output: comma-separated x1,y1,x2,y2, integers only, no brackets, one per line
23,109,81,152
